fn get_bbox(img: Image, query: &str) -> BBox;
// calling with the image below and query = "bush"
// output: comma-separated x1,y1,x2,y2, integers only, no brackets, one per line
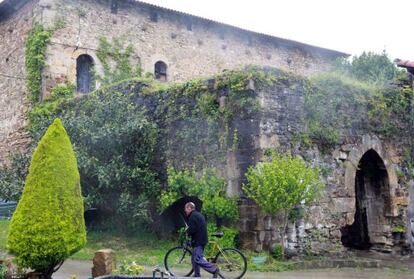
205,224,238,256
115,261,144,275
28,89,160,231
272,244,283,260
7,119,86,278
160,168,239,226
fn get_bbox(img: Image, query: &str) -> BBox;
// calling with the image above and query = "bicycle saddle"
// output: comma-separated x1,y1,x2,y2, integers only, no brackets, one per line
212,231,224,238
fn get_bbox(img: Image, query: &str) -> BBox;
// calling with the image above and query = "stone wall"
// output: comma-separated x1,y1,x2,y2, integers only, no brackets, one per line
0,0,40,165
0,0,346,163
235,75,411,255
39,0,345,97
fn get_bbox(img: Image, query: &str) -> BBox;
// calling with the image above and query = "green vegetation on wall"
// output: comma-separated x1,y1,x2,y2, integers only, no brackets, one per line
7,119,86,278
25,24,53,102
25,21,65,103
302,52,413,152
96,37,142,84
28,86,160,231
2,58,412,233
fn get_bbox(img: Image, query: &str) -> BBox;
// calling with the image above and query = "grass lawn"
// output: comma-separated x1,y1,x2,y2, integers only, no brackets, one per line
0,220,177,267
71,229,176,267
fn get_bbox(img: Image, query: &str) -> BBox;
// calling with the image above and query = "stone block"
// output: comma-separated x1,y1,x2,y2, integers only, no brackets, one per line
92,249,116,277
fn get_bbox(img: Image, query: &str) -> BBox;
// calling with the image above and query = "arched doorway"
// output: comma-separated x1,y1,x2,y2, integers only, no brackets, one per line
76,54,94,93
341,149,391,250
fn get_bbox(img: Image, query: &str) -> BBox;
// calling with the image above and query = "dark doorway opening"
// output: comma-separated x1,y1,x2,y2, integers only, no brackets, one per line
341,149,389,250
77,54,94,93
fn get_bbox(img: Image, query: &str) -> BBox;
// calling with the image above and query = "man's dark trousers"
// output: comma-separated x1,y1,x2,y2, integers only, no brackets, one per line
192,246,217,277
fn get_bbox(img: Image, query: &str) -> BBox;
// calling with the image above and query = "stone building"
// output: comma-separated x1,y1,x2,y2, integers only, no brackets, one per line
0,0,346,163
1,0,412,256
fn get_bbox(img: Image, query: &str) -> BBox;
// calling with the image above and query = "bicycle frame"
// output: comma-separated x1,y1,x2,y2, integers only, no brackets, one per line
207,239,231,264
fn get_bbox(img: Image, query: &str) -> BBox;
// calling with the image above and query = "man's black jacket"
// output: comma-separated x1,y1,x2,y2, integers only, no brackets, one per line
187,210,208,247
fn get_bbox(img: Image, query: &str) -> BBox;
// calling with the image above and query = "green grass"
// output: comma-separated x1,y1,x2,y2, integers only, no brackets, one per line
0,220,176,267
71,229,176,266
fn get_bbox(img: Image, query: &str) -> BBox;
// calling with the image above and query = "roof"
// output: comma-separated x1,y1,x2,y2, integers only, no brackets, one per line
395,59,414,74
0,0,30,18
395,59,414,69
0,0,349,58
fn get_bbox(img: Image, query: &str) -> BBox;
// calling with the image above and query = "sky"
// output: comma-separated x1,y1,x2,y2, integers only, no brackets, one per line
139,0,413,60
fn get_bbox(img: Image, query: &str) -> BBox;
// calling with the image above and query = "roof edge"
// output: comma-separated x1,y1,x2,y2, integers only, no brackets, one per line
0,0,349,58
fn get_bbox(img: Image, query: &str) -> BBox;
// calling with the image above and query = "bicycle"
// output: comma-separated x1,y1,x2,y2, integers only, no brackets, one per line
164,231,247,279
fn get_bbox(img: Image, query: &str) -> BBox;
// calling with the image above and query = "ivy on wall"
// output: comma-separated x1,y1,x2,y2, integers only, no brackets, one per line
25,20,65,102
96,37,142,84
25,24,53,102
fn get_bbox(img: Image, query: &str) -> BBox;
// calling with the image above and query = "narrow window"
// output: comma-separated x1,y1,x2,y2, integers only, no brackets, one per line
76,54,94,93
154,61,167,81
150,11,158,22
111,0,118,14
185,19,192,31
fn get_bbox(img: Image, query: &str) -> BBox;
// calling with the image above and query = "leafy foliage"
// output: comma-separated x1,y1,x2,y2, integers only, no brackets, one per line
0,154,29,201
25,22,65,102
28,88,160,231
335,50,404,85
244,152,322,255
7,119,86,276
96,37,142,84
50,83,75,100
160,168,239,225
115,261,144,275
244,152,322,215
304,61,413,151
204,224,239,256
25,24,53,102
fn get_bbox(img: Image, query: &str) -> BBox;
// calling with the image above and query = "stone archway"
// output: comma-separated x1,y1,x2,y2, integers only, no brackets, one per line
341,149,391,250
340,135,398,252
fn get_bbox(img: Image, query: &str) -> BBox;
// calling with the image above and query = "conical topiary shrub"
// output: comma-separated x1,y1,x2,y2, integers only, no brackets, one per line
7,118,86,278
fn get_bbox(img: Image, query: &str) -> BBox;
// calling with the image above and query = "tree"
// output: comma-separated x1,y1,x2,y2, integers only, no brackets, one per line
243,152,323,256
335,50,403,85
7,118,86,278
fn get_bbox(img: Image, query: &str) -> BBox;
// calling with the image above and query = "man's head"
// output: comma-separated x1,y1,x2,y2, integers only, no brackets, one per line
184,202,196,216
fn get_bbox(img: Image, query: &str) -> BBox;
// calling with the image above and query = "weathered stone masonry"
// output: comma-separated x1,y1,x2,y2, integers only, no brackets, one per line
0,0,41,165
3,0,410,256
0,0,346,164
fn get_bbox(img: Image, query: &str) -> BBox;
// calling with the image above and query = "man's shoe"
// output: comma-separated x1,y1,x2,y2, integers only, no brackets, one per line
212,267,220,278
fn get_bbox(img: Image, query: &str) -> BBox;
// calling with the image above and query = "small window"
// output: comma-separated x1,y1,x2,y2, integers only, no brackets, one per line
76,54,94,93
150,11,158,22
111,0,118,14
185,19,192,31
154,61,167,82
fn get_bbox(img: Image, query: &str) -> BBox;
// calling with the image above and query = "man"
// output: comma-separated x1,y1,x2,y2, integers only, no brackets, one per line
184,202,220,278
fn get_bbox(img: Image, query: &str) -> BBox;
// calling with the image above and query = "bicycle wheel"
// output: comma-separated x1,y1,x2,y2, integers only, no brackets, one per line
214,248,247,279
164,246,193,277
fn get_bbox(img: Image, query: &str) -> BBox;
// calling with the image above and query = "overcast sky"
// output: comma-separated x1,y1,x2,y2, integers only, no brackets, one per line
140,0,413,61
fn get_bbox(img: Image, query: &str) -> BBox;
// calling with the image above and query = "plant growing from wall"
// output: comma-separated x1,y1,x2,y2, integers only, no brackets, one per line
7,119,86,278
25,20,65,103
96,37,142,84
243,151,323,257
25,23,53,102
